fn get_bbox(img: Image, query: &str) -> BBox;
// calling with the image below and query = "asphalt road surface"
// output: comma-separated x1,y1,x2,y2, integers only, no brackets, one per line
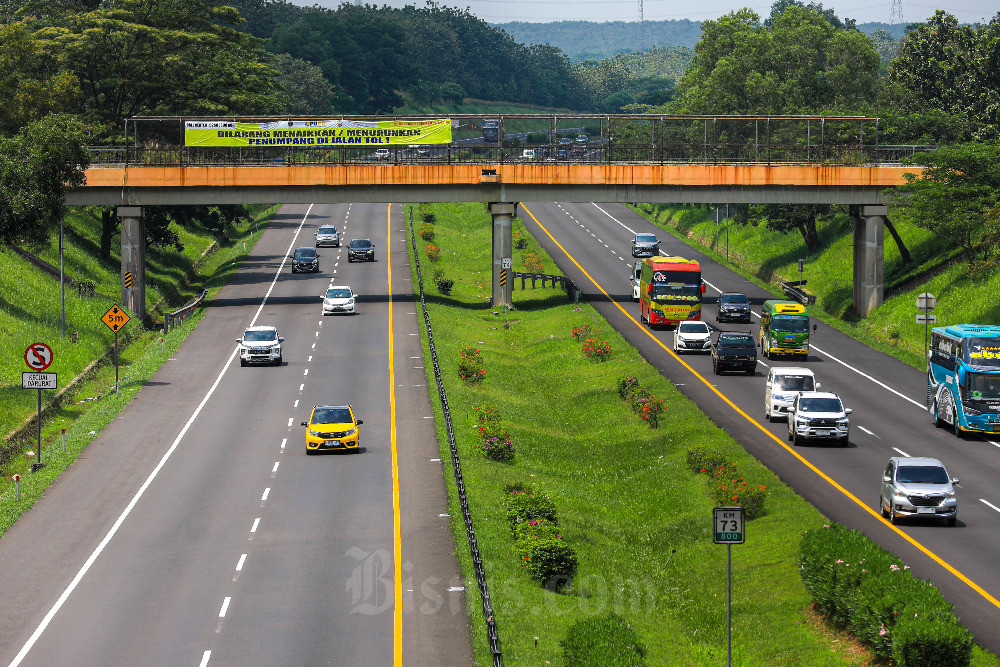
0,203,472,666
520,201,1000,655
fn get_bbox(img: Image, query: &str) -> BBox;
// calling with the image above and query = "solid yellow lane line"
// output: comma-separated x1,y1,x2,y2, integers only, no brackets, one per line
388,204,404,664
520,203,1000,610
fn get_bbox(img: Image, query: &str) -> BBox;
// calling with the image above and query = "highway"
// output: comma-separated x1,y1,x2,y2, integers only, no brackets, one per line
0,204,471,666
520,201,1000,655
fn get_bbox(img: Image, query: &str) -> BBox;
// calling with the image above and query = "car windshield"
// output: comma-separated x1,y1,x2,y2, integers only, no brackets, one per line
678,322,709,334
772,315,809,332
294,248,316,259
776,375,815,391
326,288,352,298
797,397,843,412
318,226,337,234
244,329,276,342
719,336,753,349
350,240,372,249
313,407,352,424
896,465,949,484
721,294,749,306
636,234,657,243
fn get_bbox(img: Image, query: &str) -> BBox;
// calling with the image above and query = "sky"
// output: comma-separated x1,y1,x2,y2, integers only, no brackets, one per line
297,0,997,25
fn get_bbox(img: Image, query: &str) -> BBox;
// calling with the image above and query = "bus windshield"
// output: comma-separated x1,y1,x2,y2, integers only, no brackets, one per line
965,337,1000,369
967,374,1000,401
771,315,809,333
653,283,700,301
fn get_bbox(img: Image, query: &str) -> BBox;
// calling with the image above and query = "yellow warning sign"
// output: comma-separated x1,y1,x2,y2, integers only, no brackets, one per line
101,305,131,332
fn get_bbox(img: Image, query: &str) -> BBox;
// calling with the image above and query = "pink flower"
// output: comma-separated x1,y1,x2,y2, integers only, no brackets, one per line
880,624,886,637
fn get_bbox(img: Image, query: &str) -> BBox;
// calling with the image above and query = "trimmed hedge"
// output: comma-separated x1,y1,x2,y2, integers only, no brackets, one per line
504,488,558,531
799,524,973,666
560,612,647,666
515,535,578,588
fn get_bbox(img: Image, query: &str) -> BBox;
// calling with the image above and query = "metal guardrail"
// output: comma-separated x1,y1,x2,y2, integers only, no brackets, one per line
781,280,816,305
408,213,502,666
81,114,935,168
164,289,207,333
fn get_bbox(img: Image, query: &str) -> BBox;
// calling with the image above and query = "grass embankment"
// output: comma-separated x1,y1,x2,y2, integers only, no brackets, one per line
407,203,998,665
631,204,1000,369
0,205,275,532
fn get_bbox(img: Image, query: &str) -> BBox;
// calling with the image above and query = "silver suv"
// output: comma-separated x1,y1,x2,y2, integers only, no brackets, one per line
237,325,284,366
787,391,851,446
880,457,958,526
631,233,659,257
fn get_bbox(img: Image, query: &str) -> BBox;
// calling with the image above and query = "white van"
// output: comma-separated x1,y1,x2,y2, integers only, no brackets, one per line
630,261,642,301
764,367,819,421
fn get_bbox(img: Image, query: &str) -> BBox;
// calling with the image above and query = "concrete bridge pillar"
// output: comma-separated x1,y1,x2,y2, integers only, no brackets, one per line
489,202,516,308
852,205,885,317
118,206,146,321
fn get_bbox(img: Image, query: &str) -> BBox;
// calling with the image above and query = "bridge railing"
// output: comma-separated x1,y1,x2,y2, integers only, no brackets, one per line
84,114,934,168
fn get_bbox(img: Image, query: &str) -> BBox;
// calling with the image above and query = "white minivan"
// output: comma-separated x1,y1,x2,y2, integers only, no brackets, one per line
764,366,819,421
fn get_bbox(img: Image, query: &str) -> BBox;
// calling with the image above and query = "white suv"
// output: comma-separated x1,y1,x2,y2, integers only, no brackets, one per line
673,321,712,353
765,367,819,421
237,325,284,367
880,457,958,526
787,391,851,446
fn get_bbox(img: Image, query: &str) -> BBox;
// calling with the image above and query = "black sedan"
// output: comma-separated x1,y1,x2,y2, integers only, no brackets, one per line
712,331,758,375
291,247,319,273
716,292,752,322
347,238,376,262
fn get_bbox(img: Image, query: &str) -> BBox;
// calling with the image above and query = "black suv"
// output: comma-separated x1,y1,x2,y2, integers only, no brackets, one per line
716,292,751,322
712,331,758,375
347,238,375,262
291,247,319,273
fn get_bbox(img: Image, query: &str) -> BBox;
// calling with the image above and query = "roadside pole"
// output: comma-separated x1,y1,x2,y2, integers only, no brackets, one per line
714,506,746,667
23,343,56,472
101,305,131,397
917,293,937,406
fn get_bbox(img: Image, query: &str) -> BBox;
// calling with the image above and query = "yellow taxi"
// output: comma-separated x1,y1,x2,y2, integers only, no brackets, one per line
301,405,362,454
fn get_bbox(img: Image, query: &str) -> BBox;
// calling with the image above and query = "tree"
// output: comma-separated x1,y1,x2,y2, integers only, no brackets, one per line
270,53,337,115
882,11,1000,141
889,142,1000,269
748,204,829,252
0,114,89,249
0,22,80,136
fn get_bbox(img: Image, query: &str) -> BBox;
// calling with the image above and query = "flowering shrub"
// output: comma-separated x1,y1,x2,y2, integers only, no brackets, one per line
522,251,544,272
512,231,529,249
514,518,562,542
419,222,434,241
425,244,441,262
458,346,485,382
432,269,454,295
636,392,666,427
475,403,501,425
505,490,558,531
617,375,640,398
581,339,613,362
515,535,578,589
571,323,594,341
476,435,515,461
711,463,766,518
686,445,729,473
618,375,667,427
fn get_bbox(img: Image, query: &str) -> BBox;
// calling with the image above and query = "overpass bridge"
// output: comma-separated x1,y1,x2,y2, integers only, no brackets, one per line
68,114,926,320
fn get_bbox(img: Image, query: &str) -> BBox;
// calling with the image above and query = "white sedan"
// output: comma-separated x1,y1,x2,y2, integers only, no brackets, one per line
673,320,712,353
322,285,357,315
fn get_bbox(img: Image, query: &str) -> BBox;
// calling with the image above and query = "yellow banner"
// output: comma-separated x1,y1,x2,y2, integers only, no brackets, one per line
184,119,452,147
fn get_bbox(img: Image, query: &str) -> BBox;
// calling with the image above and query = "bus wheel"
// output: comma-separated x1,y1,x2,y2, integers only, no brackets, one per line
953,415,965,439
933,401,945,428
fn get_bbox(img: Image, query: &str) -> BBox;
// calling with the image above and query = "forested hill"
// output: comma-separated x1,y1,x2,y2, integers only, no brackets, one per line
495,19,911,61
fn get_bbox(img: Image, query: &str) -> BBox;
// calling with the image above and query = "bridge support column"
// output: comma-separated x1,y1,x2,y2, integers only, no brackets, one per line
118,206,146,321
490,202,516,308
852,205,885,317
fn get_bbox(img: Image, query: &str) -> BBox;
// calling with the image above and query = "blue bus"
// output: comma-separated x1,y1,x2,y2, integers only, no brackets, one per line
928,324,1000,437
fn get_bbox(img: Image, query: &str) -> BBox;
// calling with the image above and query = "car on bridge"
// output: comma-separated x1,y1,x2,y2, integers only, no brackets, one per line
374,148,390,160
787,391,851,446
348,238,375,262
291,247,319,273
880,456,958,526
236,325,284,367
302,405,363,454
322,285,356,315
315,225,340,247
711,331,757,375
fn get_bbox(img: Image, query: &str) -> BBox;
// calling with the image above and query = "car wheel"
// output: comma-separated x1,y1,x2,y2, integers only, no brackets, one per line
762,340,770,359
946,516,957,527
889,503,900,524
839,436,849,447
713,362,720,375
746,368,755,376
240,358,247,367
348,257,354,263
792,431,802,446
787,427,794,442
275,355,282,366
765,407,773,422
880,497,889,518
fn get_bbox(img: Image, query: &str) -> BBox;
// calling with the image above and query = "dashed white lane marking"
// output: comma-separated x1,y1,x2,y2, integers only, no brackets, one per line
280,438,286,453
249,518,260,539
234,554,247,581
980,499,1000,513
758,360,770,368
215,597,231,632
857,426,876,436
448,586,466,592
308,356,312,362
303,369,309,376
892,447,910,457
430,458,441,462
271,461,279,475
260,488,270,505
315,331,319,338
423,416,434,419
311,343,316,350
439,513,450,517
293,400,299,408
199,651,211,667
299,383,304,391
287,418,293,427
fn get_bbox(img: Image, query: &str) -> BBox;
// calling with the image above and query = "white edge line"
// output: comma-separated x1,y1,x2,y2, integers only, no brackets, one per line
893,447,911,457
10,205,315,667
200,651,211,667
980,499,1000,512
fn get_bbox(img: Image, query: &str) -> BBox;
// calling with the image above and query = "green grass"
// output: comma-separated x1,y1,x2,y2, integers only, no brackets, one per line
631,203,1000,370
0,205,277,523
406,203,999,665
